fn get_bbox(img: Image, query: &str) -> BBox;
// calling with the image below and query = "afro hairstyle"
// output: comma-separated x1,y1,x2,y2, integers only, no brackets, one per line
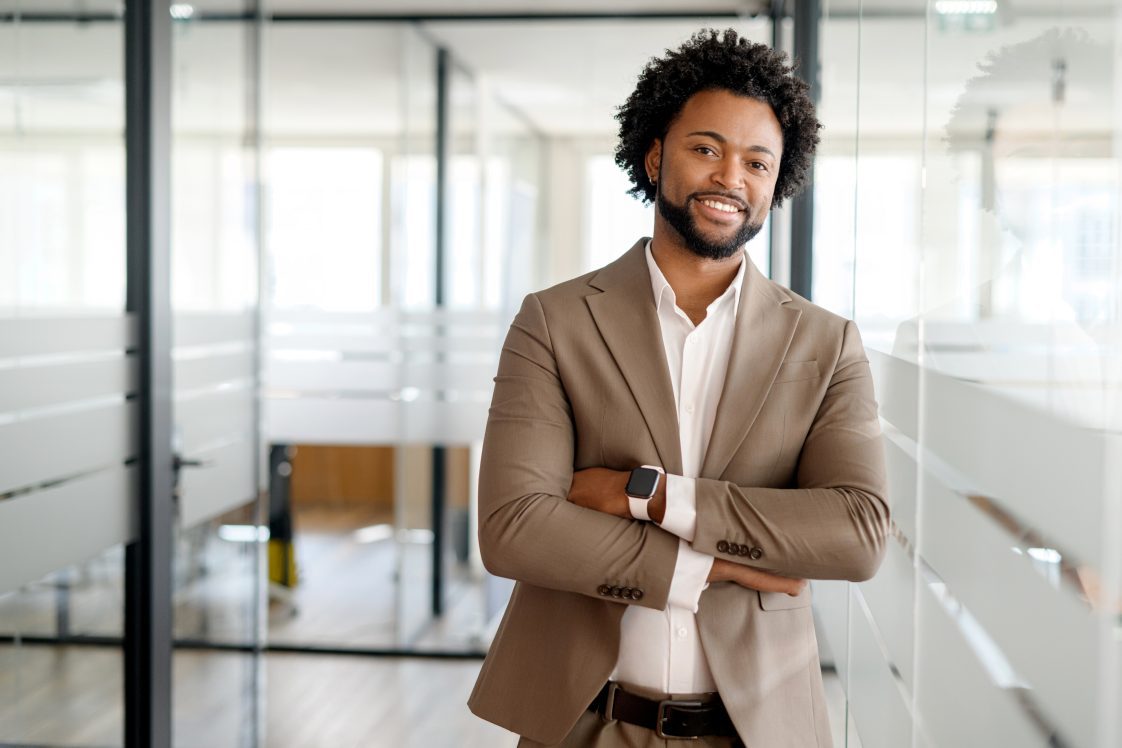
614,28,821,208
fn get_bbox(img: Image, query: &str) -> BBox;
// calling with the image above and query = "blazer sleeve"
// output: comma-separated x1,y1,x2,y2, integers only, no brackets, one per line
691,319,890,582
477,292,679,610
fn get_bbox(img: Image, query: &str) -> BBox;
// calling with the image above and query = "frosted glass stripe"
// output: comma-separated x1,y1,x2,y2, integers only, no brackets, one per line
884,433,917,544
267,333,396,353
857,540,915,689
265,398,488,445
921,473,1098,748
922,366,1106,566
268,309,399,326
0,466,136,594
868,350,918,442
174,349,254,392
0,315,136,358
915,581,1047,748
269,308,500,327
179,438,255,529
0,402,136,495
175,388,254,453
811,579,851,682
923,321,1102,349
847,585,913,748
400,401,489,443
174,311,254,348
268,333,497,354
266,398,399,444
264,359,495,392
0,357,136,413
925,352,1118,384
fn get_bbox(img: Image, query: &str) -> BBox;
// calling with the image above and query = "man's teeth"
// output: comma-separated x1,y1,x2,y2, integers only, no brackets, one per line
701,199,739,213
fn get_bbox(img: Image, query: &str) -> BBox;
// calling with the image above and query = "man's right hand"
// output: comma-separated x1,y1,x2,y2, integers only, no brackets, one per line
708,558,806,597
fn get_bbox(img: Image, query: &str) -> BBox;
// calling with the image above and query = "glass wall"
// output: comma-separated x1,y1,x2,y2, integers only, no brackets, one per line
814,2,1122,746
170,7,263,746
0,5,131,746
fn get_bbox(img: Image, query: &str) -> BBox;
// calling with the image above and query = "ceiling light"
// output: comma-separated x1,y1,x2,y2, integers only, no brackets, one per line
935,0,997,14
170,4,195,20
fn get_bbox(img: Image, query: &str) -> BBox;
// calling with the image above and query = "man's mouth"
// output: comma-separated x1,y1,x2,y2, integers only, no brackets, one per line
693,195,745,214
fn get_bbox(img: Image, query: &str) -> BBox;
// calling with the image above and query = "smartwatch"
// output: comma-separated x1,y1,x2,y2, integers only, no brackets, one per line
625,465,664,521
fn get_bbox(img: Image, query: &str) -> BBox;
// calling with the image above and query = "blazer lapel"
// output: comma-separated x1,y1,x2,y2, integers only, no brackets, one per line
585,241,683,475
701,259,802,479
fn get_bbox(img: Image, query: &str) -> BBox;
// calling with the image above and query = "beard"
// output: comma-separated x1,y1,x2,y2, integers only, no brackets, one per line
656,188,763,261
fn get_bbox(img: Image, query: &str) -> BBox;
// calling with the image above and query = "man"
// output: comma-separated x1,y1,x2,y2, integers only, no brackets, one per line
469,29,889,747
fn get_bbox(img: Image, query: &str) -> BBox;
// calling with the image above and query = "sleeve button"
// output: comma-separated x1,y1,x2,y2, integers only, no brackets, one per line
717,540,730,553
738,545,750,557
631,589,644,600
749,547,763,560
598,585,611,596
728,542,741,555
611,586,623,597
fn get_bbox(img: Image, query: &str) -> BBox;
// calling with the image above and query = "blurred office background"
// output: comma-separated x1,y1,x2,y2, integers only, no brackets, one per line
0,0,1119,746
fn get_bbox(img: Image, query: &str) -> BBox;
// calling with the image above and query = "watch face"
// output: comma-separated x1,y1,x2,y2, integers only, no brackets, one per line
626,467,660,498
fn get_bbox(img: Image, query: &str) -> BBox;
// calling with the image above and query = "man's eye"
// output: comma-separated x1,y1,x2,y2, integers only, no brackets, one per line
749,161,769,172
696,146,716,156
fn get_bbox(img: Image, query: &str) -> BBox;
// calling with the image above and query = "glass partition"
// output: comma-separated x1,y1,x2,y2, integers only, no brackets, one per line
169,7,263,745
0,6,131,746
814,2,1122,746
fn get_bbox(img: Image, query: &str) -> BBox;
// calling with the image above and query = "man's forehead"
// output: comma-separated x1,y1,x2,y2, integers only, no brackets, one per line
667,90,783,147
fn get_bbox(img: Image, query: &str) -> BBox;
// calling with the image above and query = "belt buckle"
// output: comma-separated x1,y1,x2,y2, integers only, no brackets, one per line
656,699,703,740
602,682,621,722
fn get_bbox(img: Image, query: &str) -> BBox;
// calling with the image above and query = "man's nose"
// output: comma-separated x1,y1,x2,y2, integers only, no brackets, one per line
711,156,746,190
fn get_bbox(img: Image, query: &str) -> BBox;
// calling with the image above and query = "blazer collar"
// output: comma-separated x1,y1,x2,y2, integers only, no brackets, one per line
586,240,683,474
585,239,802,479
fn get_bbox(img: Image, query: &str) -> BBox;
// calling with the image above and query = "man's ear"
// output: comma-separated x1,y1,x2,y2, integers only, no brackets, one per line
644,139,662,186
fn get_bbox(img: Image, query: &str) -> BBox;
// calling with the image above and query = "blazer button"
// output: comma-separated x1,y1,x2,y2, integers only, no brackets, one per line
750,547,763,560
630,589,643,600
611,586,623,597
717,540,729,553
622,587,634,598
598,585,611,596
728,542,741,555
738,545,750,557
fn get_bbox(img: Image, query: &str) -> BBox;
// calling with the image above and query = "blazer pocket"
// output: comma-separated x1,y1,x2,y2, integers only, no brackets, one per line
773,359,820,384
758,587,812,611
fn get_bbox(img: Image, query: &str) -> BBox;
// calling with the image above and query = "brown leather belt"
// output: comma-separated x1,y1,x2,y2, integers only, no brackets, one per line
588,682,738,740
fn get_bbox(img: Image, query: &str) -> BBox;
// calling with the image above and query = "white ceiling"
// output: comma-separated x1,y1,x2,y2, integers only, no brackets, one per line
0,3,1116,142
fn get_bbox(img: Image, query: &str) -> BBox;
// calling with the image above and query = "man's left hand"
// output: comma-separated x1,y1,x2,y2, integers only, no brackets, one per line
567,467,667,522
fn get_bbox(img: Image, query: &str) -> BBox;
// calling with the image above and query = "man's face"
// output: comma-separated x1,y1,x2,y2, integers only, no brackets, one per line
646,89,784,260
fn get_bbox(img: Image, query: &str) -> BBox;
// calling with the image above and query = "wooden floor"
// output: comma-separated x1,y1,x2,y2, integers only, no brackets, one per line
0,645,857,747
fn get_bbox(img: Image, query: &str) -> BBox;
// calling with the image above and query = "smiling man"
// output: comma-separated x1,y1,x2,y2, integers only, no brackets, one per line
469,30,889,747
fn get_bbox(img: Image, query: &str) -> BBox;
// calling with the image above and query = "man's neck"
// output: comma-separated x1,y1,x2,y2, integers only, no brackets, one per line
650,233,743,326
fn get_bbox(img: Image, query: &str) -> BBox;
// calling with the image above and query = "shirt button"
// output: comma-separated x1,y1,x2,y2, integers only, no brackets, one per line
677,627,688,639
685,404,695,414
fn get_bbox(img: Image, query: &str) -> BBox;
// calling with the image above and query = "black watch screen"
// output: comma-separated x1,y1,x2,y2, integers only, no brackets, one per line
626,467,660,499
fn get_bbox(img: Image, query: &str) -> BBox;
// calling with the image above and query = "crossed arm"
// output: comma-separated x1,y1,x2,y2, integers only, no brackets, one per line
477,294,886,611
566,467,806,597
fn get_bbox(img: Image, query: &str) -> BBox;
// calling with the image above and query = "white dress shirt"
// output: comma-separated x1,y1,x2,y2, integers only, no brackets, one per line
611,241,746,695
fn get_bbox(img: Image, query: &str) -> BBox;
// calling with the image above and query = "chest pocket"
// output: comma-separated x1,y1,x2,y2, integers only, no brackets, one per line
773,359,820,384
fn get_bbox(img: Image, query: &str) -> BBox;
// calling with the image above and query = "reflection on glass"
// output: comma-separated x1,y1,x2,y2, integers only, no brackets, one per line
814,5,1120,748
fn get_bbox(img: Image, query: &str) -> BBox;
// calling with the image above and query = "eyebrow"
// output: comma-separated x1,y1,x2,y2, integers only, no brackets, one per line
685,130,777,159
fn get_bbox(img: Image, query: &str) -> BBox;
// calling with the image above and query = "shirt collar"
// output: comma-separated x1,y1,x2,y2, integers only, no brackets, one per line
644,239,747,319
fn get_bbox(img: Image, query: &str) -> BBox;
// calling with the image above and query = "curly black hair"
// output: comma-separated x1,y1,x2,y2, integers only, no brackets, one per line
614,28,821,208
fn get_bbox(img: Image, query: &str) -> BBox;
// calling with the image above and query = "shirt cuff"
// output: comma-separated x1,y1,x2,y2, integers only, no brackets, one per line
660,474,698,542
666,539,714,612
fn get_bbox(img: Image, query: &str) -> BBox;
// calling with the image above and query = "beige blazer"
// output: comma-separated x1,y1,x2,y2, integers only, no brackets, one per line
469,240,889,747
